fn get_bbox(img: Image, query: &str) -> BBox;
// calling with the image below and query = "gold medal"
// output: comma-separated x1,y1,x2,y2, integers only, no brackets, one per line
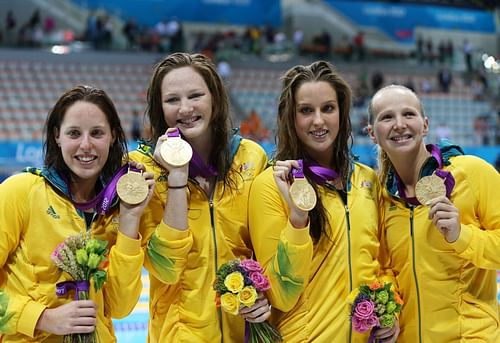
116,170,149,205
160,136,193,167
289,178,317,211
415,173,446,205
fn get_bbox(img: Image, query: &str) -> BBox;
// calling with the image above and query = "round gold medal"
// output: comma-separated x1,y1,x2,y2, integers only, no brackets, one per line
415,173,446,205
289,178,317,211
116,171,149,205
160,137,193,167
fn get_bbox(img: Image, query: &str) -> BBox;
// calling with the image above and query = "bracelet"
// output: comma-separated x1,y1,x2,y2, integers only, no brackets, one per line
168,184,188,189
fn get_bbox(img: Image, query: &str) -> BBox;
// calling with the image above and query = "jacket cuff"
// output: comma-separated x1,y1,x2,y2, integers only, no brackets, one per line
18,301,46,338
449,224,472,254
284,220,310,245
157,220,190,240
115,230,142,255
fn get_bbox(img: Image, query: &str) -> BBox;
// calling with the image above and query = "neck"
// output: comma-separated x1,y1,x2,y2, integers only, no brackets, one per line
189,134,213,165
70,178,97,203
390,144,430,188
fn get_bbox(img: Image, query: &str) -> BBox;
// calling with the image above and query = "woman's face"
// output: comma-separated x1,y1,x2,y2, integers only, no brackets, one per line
161,66,213,144
55,101,115,185
368,87,428,158
294,81,340,166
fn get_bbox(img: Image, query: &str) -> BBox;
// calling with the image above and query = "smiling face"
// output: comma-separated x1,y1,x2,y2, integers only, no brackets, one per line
161,66,213,146
368,86,428,159
55,101,115,186
294,81,340,166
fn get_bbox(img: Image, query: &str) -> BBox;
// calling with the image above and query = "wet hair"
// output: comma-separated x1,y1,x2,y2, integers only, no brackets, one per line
43,85,127,182
367,84,425,184
276,60,353,242
145,52,234,189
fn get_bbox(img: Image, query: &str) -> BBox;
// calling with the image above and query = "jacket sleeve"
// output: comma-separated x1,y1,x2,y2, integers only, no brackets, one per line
141,191,193,285
449,157,500,269
103,231,144,319
248,169,313,312
0,174,47,338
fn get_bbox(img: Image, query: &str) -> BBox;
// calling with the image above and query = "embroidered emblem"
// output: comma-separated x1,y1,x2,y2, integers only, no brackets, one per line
239,162,255,180
388,203,397,211
360,180,372,189
47,206,60,219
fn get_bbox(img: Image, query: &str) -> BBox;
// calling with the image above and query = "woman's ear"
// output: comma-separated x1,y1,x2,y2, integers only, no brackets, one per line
422,116,429,137
367,125,377,144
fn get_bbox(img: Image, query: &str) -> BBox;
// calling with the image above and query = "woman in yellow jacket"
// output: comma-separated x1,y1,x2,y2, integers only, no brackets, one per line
129,52,270,342
367,84,500,342
0,86,154,342
248,61,398,342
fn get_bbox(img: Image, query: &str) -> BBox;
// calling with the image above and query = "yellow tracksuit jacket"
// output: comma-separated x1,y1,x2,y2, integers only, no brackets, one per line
380,146,500,342
0,168,143,342
130,137,267,343
249,162,383,342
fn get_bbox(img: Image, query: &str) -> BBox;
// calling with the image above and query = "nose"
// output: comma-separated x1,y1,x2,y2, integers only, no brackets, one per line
312,109,325,125
179,98,193,114
393,115,407,130
80,133,92,150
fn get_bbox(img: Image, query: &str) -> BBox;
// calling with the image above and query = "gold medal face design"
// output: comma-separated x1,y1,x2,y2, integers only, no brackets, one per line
116,171,149,205
415,173,446,205
160,137,193,167
289,178,317,211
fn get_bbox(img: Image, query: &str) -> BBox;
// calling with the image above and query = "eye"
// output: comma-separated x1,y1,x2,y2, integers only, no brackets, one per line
91,128,106,137
379,114,392,122
165,96,179,104
298,106,313,115
189,92,204,100
404,111,416,117
322,104,335,112
67,130,80,138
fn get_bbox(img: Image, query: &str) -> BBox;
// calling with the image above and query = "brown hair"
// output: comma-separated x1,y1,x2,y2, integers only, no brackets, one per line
43,85,127,181
276,61,353,242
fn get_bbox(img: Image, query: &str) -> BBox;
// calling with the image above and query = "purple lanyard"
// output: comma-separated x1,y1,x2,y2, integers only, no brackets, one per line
73,163,138,214
292,160,338,184
168,128,218,179
396,144,455,204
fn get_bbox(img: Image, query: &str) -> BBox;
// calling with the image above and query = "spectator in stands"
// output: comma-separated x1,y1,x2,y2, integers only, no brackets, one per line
416,34,424,64
367,84,500,342
4,10,16,46
129,52,271,342
437,66,452,93
371,70,384,95
131,109,142,141
0,85,154,341
249,61,399,342
463,39,474,73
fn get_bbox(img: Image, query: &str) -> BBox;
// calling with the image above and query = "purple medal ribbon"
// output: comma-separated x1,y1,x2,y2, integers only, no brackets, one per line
169,127,218,179
304,160,339,185
291,160,306,179
73,163,139,214
56,280,90,300
396,144,455,205
244,321,250,343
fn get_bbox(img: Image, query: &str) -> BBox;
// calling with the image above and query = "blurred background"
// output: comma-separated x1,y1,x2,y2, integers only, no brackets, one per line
0,0,499,341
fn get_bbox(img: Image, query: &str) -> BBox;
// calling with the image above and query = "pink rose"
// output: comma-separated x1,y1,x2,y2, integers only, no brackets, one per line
249,271,270,291
355,300,375,319
352,314,379,333
240,259,263,273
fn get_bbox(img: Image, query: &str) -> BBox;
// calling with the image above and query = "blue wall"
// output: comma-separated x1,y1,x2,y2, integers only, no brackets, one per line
72,0,282,27
326,0,496,43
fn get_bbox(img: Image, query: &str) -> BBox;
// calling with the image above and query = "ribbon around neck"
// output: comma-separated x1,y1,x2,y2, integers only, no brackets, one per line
73,163,140,214
291,159,338,185
396,144,455,205
56,280,90,300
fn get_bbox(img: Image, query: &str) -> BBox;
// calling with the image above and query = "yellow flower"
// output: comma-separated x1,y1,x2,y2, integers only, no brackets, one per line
347,288,360,304
220,293,239,315
224,272,244,293
238,286,257,307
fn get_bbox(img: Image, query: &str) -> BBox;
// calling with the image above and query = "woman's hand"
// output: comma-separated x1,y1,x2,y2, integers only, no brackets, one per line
273,160,308,228
35,300,97,335
428,196,461,243
238,293,271,323
371,317,400,343
119,161,155,239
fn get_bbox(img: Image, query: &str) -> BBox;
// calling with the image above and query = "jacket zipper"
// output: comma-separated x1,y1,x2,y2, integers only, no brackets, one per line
409,206,423,343
345,203,353,343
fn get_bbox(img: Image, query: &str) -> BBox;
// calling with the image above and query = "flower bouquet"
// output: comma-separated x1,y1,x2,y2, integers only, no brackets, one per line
349,280,403,343
51,232,109,343
213,259,282,343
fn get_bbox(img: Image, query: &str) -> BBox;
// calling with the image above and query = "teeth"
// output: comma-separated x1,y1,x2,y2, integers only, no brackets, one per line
311,129,327,137
78,156,95,162
179,117,197,124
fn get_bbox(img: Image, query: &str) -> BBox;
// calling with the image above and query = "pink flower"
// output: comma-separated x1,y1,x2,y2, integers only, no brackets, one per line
355,300,375,319
240,259,263,273
352,314,379,333
249,271,270,291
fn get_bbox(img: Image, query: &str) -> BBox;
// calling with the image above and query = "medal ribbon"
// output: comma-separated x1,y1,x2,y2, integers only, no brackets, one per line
396,144,455,204
73,163,140,214
168,128,218,179
56,280,90,300
291,160,306,179
304,160,339,185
